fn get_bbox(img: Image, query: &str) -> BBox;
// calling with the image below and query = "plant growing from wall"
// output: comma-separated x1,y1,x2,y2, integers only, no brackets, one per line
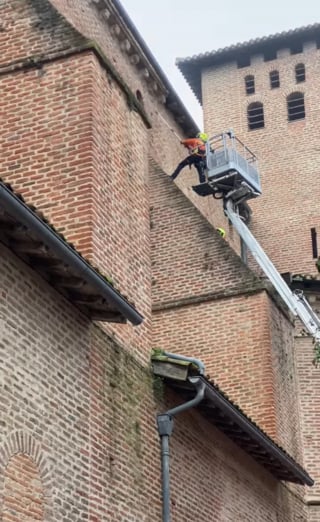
313,340,320,367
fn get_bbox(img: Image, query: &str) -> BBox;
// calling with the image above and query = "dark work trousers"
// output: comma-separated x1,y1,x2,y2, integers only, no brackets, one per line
171,154,206,183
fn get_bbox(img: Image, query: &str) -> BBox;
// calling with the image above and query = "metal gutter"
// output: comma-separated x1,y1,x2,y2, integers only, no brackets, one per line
199,376,314,486
0,183,143,326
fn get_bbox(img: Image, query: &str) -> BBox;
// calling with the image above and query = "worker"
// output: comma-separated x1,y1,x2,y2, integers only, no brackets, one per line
217,227,226,238
170,132,208,184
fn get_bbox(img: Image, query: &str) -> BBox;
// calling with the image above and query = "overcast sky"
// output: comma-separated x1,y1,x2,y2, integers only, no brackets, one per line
121,0,320,127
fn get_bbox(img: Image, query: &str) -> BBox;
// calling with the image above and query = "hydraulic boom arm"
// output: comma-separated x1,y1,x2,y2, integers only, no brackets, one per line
225,199,320,342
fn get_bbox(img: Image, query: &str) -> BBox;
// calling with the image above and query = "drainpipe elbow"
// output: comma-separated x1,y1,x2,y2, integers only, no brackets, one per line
162,352,205,375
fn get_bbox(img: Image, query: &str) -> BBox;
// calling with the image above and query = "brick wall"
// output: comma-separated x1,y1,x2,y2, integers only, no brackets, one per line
47,0,237,251
0,241,307,521
202,42,320,275
153,294,275,433
295,334,320,500
3,454,44,521
0,0,154,358
152,291,302,459
150,163,302,455
0,0,233,332
0,0,226,361
150,163,260,307
269,299,303,459
0,0,85,65
201,38,320,520
0,1,312,519
0,242,160,520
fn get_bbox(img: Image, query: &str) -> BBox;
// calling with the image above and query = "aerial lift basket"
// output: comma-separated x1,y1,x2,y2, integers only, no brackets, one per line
193,130,261,204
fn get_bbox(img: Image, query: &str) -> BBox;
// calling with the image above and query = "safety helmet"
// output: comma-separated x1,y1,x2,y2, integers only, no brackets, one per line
217,227,226,238
197,132,208,142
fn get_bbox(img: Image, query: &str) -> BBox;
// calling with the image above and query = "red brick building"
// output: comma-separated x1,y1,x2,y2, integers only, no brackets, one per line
0,1,316,520
178,24,320,521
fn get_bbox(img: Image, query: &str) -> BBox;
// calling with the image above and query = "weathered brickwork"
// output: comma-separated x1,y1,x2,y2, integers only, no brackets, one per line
295,334,320,502
0,0,313,520
0,0,85,67
3,455,44,521
0,0,152,358
153,290,302,458
153,293,275,433
199,34,320,520
150,161,303,456
269,299,303,460
35,0,235,251
0,244,307,520
202,42,320,275
0,0,204,361
150,163,258,306
0,431,53,520
0,243,157,520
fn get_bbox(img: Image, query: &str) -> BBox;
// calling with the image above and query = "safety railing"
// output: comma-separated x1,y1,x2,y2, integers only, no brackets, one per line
205,131,261,195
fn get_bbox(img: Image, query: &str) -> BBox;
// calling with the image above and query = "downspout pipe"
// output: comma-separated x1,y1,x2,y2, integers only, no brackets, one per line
157,376,206,522
0,183,143,325
161,351,205,375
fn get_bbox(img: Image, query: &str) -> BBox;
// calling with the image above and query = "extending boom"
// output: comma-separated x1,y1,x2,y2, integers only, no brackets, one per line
225,199,320,341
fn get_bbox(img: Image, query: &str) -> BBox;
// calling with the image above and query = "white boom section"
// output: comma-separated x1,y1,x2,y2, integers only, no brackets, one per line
225,199,320,341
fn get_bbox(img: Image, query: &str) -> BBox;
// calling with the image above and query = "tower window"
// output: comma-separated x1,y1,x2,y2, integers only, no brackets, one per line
245,75,255,95
295,63,306,83
247,102,264,130
269,70,280,89
287,92,305,121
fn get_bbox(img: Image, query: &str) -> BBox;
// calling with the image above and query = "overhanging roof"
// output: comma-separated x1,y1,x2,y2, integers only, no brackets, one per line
176,23,320,103
157,371,313,486
0,181,143,325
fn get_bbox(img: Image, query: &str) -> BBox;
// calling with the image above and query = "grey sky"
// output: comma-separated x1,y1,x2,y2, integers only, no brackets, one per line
121,0,320,127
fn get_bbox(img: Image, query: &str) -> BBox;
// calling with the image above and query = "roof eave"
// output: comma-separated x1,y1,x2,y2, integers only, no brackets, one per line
162,374,313,486
201,377,313,486
0,182,143,325
177,22,320,104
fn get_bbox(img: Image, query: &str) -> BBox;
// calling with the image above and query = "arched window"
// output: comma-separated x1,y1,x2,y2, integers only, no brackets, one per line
247,102,264,130
287,92,305,121
295,63,305,83
245,75,255,95
269,70,280,89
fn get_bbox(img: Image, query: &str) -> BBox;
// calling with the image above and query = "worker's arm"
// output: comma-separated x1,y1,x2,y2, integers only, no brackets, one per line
181,138,198,149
